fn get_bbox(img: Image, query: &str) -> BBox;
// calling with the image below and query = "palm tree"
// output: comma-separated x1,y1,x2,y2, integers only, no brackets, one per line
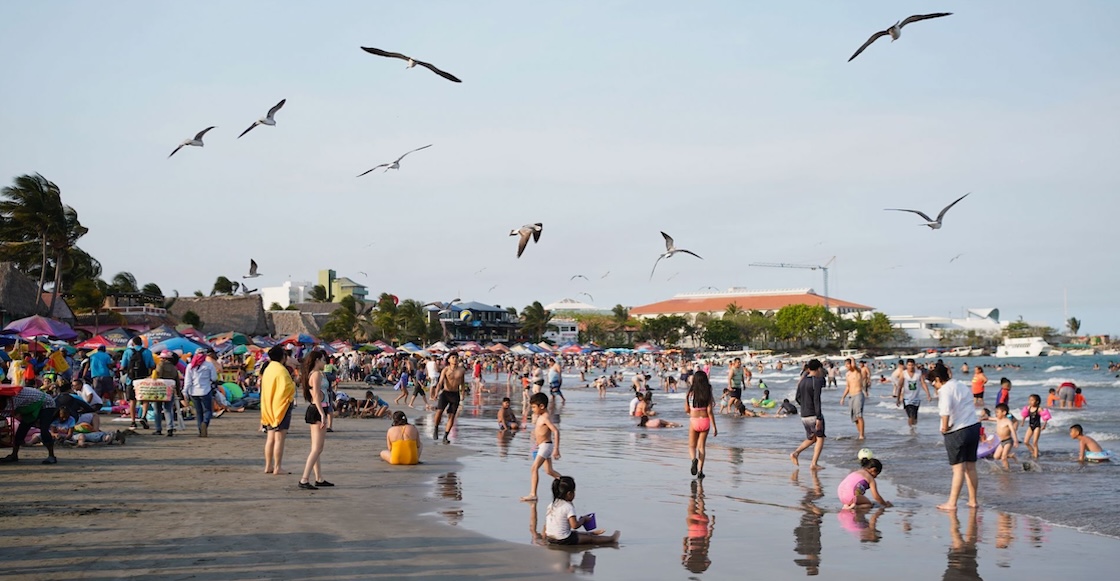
309,284,329,303
372,292,400,343
46,205,88,311
724,303,744,318
611,304,629,324
396,299,427,343
1067,317,1081,336
142,282,163,297
520,301,553,341
109,271,138,293
0,173,67,307
210,276,236,296
69,279,108,329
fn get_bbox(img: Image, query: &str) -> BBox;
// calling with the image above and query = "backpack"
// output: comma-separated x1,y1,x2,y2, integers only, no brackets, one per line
127,348,151,380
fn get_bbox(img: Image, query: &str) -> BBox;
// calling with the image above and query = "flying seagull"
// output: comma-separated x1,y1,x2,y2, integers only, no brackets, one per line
885,193,970,230
360,47,462,83
243,259,262,279
510,223,543,258
848,13,953,62
168,126,215,158
949,253,964,263
667,272,680,281
579,292,595,302
358,271,368,277
488,285,498,292
242,286,258,295
601,271,610,279
570,274,589,281
650,231,702,281
699,286,719,292
357,144,433,177
229,281,240,294
474,267,487,275
237,99,286,139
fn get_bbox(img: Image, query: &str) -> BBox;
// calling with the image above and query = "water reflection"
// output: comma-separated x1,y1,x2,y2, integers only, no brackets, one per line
497,429,515,458
528,500,599,575
943,508,981,581
682,480,713,574
437,472,463,526
791,469,823,576
836,507,884,543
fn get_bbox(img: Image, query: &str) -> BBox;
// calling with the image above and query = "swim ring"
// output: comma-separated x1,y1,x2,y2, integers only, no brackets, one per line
1085,450,1113,462
977,434,999,459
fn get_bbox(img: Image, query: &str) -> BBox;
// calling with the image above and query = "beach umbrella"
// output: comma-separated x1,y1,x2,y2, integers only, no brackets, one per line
141,325,181,346
208,331,249,346
232,345,249,355
459,341,483,352
150,337,206,354
279,333,317,345
100,327,136,347
357,343,381,353
560,344,583,355
75,335,114,350
372,340,396,354
252,336,278,348
426,341,450,352
1,315,78,341
399,342,422,354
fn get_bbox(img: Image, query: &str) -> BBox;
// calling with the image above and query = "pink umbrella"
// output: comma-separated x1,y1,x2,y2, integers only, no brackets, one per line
2,315,78,341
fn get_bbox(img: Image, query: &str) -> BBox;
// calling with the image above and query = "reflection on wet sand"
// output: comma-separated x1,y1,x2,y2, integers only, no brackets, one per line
497,429,516,458
682,479,713,574
791,469,823,576
528,499,599,575
943,508,981,581
995,512,1016,568
437,472,464,525
837,507,884,543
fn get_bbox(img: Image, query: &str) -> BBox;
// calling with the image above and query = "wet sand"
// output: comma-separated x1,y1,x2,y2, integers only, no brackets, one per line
0,392,567,581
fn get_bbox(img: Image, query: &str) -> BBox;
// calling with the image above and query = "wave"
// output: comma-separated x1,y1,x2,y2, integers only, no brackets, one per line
1046,365,1074,372
1086,432,1120,442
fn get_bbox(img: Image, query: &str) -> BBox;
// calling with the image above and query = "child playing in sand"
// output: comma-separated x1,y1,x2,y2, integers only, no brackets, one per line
1070,424,1108,461
544,476,620,545
992,404,1019,468
521,393,561,502
1020,394,1051,459
498,397,520,431
837,458,892,509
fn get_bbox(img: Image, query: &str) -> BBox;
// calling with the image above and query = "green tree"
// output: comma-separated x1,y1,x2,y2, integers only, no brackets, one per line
269,302,284,311
45,204,88,310
69,278,108,328
321,295,359,341
520,301,554,341
0,174,66,307
852,312,898,349
1067,317,1081,336
211,276,236,296
372,293,401,343
109,272,138,293
611,304,629,324
309,284,329,303
141,282,163,297
774,304,837,347
703,318,744,350
396,299,428,343
182,310,203,329
639,315,688,346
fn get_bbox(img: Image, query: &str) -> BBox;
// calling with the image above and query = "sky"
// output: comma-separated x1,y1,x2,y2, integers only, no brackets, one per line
1,1,1117,334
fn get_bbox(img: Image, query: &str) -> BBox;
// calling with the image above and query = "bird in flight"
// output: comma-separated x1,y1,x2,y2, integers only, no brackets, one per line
357,144,433,177
949,253,964,263
885,193,970,230
360,47,462,83
243,259,262,279
169,126,215,158
579,292,595,302
650,231,702,280
488,285,498,292
848,13,953,62
699,286,719,292
667,272,680,281
242,286,258,295
238,99,286,139
474,267,487,275
424,298,461,313
570,274,589,281
229,281,240,294
358,271,368,277
601,271,610,279
510,223,543,258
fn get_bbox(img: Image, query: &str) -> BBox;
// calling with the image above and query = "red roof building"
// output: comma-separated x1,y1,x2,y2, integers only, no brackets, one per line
630,288,873,319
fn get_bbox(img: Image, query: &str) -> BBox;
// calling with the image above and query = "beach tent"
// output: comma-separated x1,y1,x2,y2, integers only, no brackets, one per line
100,327,136,347
510,344,533,354
175,326,208,344
605,347,632,354
150,337,206,354
75,335,116,350
208,331,249,346
486,343,510,353
329,340,352,352
634,343,661,353
372,340,396,354
141,325,181,346
2,315,78,341
559,343,583,355
398,342,423,354
252,336,277,348
536,342,555,353
458,341,484,353
427,341,451,352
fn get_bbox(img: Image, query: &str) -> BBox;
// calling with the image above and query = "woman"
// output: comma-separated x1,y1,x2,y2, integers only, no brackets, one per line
183,349,217,438
0,386,59,464
685,370,717,479
380,410,422,465
261,345,296,475
299,350,332,490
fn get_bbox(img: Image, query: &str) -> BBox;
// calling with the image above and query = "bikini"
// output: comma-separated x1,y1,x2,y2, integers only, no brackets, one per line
688,393,711,433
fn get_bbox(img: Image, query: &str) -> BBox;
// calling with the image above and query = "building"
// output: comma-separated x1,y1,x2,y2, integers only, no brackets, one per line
630,288,873,320
319,270,368,304
260,280,314,309
889,308,1006,348
543,318,579,344
437,301,520,343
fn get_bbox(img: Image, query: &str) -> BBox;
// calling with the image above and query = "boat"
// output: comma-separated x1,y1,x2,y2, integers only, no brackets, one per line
968,348,985,357
1102,349,1120,356
945,346,971,357
995,337,1052,358
1067,348,1098,356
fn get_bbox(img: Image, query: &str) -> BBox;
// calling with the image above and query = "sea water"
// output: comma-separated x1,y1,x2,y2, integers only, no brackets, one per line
412,355,1119,578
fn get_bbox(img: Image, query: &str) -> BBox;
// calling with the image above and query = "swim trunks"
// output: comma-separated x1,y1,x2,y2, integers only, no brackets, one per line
943,422,981,465
729,388,742,401
801,416,825,439
849,392,865,422
904,404,919,420
1058,386,1075,405
265,403,293,431
436,390,460,415
536,441,555,460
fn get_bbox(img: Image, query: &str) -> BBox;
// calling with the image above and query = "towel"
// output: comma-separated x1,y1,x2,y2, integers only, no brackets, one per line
260,361,295,427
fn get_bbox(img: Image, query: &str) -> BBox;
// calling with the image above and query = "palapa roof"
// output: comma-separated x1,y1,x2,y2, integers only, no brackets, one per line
289,302,343,315
631,288,872,316
0,262,45,319
267,310,323,337
167,295,269,336
41,293,75,322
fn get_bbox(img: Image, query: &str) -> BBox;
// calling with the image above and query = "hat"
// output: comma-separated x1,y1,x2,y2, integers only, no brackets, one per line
159,350,173,358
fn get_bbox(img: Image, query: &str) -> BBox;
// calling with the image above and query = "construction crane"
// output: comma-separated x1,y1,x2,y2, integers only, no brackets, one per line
748,257,836,310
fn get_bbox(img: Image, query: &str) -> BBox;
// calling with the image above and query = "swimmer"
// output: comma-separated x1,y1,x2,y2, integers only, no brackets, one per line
639,416,681,428
1045,388,1059,408
1070,424,1107,462
838,458,892,509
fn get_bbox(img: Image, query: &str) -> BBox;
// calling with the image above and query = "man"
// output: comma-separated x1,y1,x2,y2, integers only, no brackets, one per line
431,353,466,443
727,358,746,414
547,358,565,404
791,359,826,470
840,358,867,439
120,337,156,430
859,361,872,392
826,362,838,388
0,386,60,464
896,359,932,428
88,344,116,404
929,362,980,510
890,360,905,398
971,366,987,406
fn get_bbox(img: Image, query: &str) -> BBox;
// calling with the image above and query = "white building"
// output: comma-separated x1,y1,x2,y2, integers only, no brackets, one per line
890,308,1005,347
543,318,580,345
260,280,314,310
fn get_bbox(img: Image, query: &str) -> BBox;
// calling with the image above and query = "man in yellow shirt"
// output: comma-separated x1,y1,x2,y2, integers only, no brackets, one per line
261,345,296,475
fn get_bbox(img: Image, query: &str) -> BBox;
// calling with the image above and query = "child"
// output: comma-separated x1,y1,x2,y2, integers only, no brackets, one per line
1074,388,1087,408
1045,388,1059,408
837,458,892,509
498,397,520,431
639,415,681,428
1070,424,1108,461
521,393,561,502
995,378,1012,407
992,404,1019,468
544,476,621,545
1020,394,1052,459
777,398,798,417
718,388,730,414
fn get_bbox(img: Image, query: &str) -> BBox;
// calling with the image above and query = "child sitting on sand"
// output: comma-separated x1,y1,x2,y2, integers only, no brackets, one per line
359,391,389,418
837,458,892,509
498,397,520,431
544,476,620,545
1070,424,1107,461
777,399,798,417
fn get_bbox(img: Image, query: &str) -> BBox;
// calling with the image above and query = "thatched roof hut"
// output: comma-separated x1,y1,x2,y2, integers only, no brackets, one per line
167,295,269,336
267,310,322,337
0,262,45,324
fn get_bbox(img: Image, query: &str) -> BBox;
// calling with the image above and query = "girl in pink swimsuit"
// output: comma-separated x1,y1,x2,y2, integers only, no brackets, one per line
837,458,892,509
685,371,717,480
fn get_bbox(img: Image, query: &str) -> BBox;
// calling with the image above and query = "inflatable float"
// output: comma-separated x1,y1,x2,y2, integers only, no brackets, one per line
1085,450,1113,463
977,434,999,459
749,398,776,408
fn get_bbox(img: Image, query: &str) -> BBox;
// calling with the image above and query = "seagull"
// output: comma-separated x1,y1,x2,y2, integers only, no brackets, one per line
243,259,262,279
650,231,702,281
488,285,499,292
230,281,240,294
510,223,543,258
949,253,964,263
358,271,368,277
667,272,680,281
168,126,215,158
356,144,433,177
360,47,462,83
424,298,461,313
237,99,286,139
579,292,595,302
848,13,953,62
570,274,589,281
242,286,258,295
474,267,487,275
885,193,970,230
601,271,610,279
699,286,720,292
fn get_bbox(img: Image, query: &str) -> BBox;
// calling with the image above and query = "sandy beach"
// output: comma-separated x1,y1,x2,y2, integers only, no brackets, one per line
0,387,566,581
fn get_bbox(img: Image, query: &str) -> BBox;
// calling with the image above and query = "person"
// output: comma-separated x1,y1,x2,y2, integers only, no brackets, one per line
890,360,905,398
628,390,642,417
859,361,872,393
840,358,867,439
1057,381,1076,409
151,351,181,437
547,359,566,404
1045,388,1059,408
1069,424,1107,461
1020,394,1051,459
895,358,931,428
408,357,433,409
639,415,681,428
837,458,892,509
727,358,745,415
544,476,620,545
992,404,1019,468
521,392,561,502
971,366,987,406
431,353,466,443
298,350,332,490
995,378,1012,407
929,362,981,510
261,345,296,475
359,390,389,418
0,386,60,464
635,392,656,417
76,378,104,424
791,359,826,470
498,397,520,430
1073,388,1087,408
685,370,717,479
777,398,798,417
392,358,413,405
56,379,100,432
119,337,156,430
88,345,116,402
380,410,422,464
183,349,217,437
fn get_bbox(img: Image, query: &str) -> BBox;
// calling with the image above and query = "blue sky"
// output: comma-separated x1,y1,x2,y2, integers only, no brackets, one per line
2,1,1117,334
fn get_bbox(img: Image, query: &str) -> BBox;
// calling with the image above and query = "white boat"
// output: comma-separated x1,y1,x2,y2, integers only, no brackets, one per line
1067,348,1098,356
838,349,866,360
995,337,1052,358
968,348,985,357
945,346,971,357
1102,349,1120,356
